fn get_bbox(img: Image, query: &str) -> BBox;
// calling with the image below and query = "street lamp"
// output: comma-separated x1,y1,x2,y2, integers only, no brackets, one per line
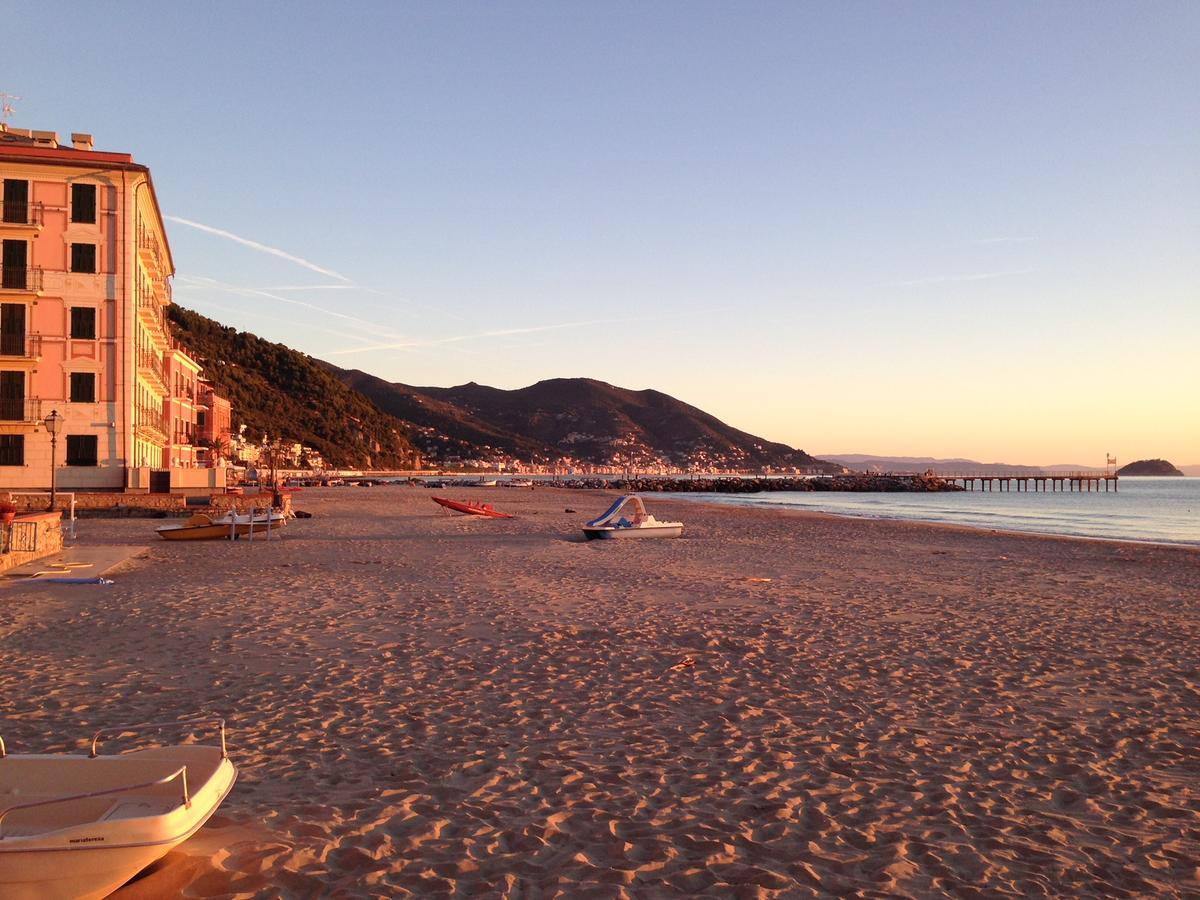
44,409,62,511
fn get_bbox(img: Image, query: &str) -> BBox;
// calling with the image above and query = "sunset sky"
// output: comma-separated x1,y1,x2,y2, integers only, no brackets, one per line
7,3,1197,465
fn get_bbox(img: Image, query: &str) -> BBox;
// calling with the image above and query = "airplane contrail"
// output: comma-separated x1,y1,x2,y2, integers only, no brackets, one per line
165,216,351,282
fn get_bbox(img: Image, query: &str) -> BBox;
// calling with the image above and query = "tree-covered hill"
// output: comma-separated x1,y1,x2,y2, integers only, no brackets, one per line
167,305,418,469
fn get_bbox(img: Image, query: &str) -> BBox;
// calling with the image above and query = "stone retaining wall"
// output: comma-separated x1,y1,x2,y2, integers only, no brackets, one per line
9,494,189,514
1,513,65,574
6,491,292,519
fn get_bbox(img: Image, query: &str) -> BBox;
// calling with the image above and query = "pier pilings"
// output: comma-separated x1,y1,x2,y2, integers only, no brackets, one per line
947,473,1117,492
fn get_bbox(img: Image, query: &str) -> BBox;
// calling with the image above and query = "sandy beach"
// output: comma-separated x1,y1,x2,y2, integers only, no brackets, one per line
2,486,1198,898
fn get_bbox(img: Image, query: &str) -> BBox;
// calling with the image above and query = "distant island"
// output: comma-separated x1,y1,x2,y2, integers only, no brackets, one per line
1116,459,1184,477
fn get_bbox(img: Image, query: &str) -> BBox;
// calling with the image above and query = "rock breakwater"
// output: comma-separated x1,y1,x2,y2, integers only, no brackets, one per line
560,474,964,493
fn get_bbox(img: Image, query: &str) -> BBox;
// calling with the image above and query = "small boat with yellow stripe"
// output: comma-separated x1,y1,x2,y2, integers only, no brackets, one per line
155,509,286,541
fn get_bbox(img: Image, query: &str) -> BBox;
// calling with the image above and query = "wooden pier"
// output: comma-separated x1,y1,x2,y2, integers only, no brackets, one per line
941,473,1118,492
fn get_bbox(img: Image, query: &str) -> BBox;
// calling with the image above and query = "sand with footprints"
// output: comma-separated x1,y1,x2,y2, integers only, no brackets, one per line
1,487,1197,897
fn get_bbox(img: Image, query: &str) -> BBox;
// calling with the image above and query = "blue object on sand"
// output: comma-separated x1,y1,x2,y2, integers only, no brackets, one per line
33,577,115,585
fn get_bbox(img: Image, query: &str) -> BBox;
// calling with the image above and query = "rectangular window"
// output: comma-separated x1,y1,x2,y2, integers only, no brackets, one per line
2,239,27,289
70,243,97,274
3,180,29,225
66,434,98,466
70,372,96,403
69,306,97,339
0,434,23,466
0,370,24,421
0,303,26,355
71,183,97,224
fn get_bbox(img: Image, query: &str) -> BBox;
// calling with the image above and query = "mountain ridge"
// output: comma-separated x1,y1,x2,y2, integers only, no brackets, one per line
169,304,835,472
333,367,838,471
166,305,419,469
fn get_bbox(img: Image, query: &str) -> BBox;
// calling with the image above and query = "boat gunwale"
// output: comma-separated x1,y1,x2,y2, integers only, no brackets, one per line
0,756,236,854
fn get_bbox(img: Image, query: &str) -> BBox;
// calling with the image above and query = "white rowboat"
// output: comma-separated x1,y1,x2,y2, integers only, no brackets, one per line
0,719,237,900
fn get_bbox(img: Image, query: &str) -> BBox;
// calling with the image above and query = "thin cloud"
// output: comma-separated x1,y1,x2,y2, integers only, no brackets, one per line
901,269,1032,287
166,217,477,325
174,275,403,339
264,282,465,322
168,293,379,345
257,284,358,292
166,216,351,282
329,315,672,356
968,236,1037,245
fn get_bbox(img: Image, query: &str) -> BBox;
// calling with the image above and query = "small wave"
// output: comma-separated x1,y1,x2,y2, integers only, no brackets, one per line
662,484,1200,545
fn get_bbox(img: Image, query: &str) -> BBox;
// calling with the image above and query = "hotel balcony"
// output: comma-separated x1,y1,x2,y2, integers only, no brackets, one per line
134,405,169,445
0,266,44,294
137,348,170,396
0,398,42,425
137,291,170,348
155,278,172,305
137,225,164,277
173,428,196,446
0,200,44,232
0,333,42,362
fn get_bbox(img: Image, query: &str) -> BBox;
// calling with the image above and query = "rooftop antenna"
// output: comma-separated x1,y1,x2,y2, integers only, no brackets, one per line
0,92,19,121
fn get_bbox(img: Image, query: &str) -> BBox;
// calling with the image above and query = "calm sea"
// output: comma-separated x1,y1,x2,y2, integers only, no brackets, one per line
661,477,1200,546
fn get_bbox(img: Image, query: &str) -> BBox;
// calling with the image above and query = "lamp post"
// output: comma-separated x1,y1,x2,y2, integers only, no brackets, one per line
44,409,62,511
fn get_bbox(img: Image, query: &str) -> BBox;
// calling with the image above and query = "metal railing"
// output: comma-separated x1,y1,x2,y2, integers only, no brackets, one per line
0,266,43,292
7,492,77,539
89,717,228,759
137,348,166,385
135,404,168,439
1,200,43,226
0,398,40,422
137,224,164,273
0,333,41,358
138,289,168,334
3,520,38,554
0,718,227,831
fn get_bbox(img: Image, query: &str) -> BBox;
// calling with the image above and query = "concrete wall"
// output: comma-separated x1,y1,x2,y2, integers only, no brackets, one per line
0,438,126,491
125,465,225,494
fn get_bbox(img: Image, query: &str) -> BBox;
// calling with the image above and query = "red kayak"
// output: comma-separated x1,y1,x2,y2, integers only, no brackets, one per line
431,496,515,519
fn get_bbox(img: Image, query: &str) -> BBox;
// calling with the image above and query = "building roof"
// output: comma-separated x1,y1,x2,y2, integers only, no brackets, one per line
0,123,175,274
0,123,136,166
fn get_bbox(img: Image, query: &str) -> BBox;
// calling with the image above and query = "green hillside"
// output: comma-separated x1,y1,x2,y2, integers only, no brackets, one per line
167,305,418,469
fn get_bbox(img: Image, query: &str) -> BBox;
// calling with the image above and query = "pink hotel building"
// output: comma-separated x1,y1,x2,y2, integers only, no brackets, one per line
0,124,228,493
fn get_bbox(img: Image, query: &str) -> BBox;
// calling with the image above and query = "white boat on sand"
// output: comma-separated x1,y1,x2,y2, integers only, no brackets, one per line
0,718,236,900
582,495,684,540
155,509,286,541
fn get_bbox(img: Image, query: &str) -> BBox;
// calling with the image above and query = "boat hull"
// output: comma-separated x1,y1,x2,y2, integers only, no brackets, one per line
1,842,185,900
582,524,684,540
431,496,514,519
156,517,285,541
0,750,236,900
